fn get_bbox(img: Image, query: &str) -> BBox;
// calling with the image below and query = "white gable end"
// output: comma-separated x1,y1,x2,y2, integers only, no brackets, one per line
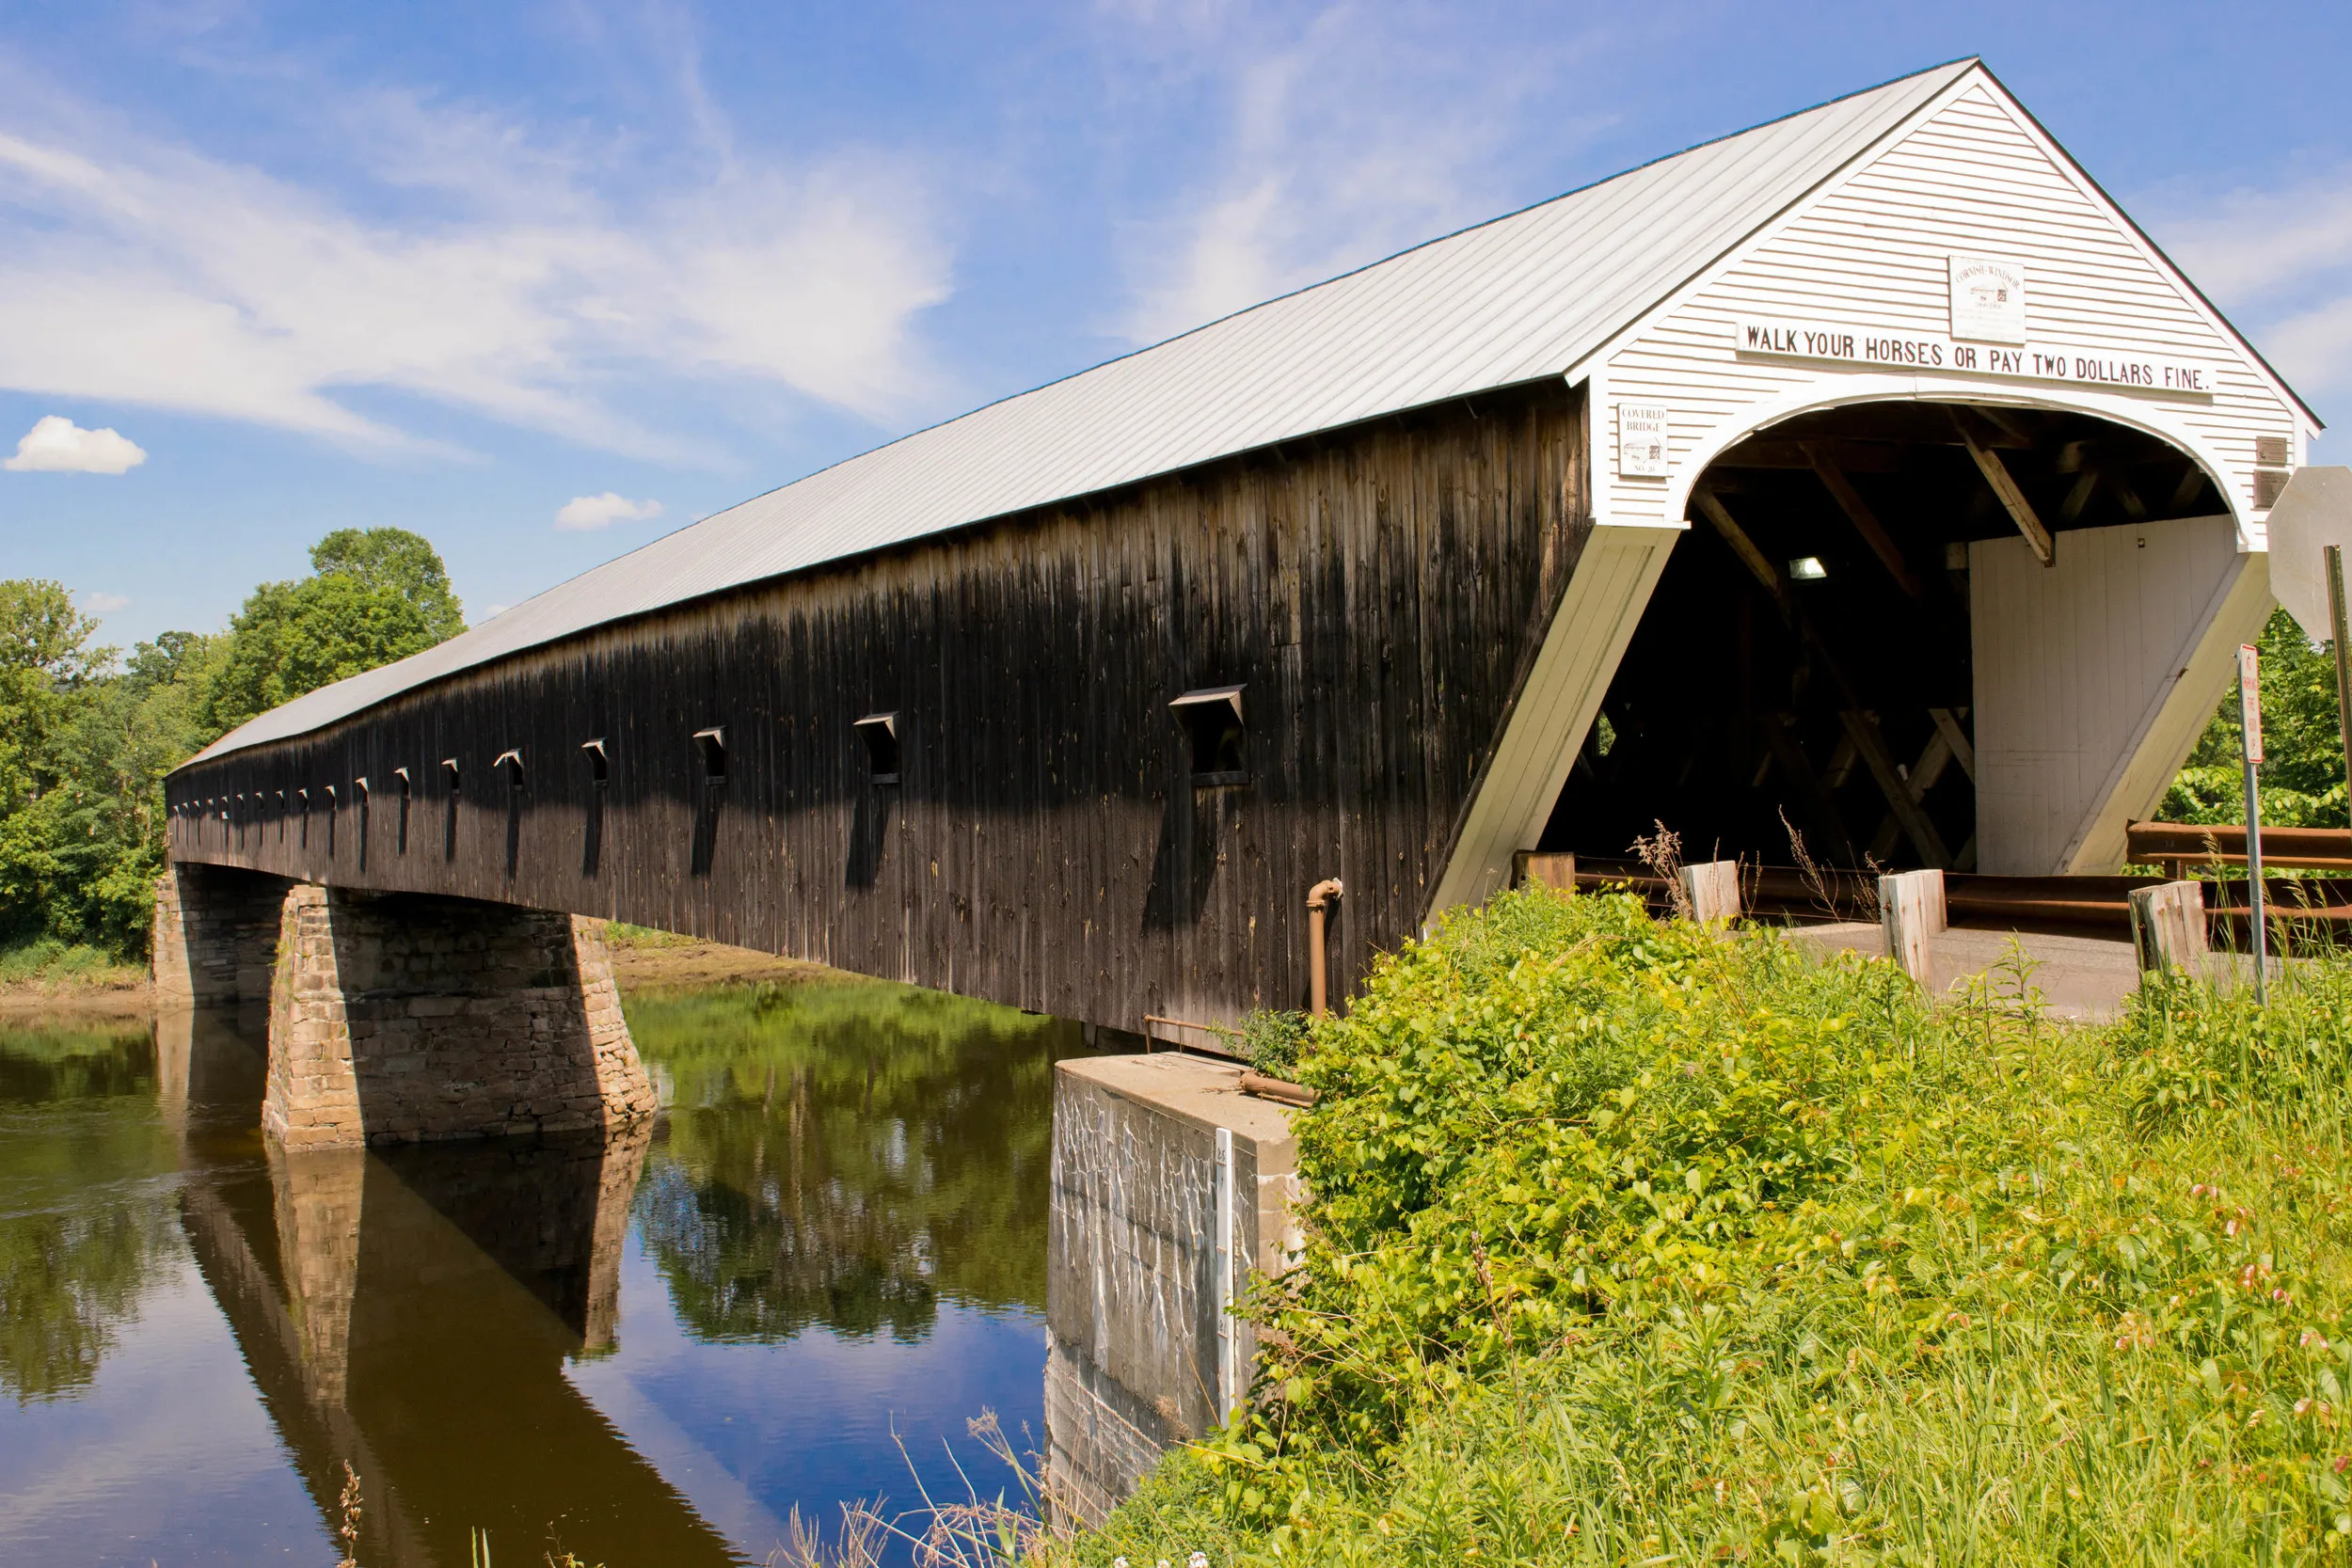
1436,69,2312,905
1592,74,2308,544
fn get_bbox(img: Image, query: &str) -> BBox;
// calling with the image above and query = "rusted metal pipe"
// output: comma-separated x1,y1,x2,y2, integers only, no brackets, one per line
1306,877,1344,1018
1239,1070,1318,1107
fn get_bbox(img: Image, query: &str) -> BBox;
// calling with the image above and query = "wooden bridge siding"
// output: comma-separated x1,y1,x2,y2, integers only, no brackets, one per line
167,381,1587,1030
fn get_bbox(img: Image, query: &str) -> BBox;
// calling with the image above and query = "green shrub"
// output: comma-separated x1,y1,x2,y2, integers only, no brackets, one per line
1238,1010,1310,1079
1074,887,2352,1566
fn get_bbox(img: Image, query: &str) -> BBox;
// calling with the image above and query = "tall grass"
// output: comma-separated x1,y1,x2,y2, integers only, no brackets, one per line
0,937,142,989
1068,889,2352,1566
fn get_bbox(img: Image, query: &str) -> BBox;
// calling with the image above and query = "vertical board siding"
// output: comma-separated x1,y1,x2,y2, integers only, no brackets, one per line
167,384,1589,1034
1598,83,2300,531
1971,515,2252,874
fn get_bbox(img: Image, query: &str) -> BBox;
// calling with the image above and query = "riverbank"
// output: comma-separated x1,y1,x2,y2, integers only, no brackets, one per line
0,941,149,1020
1073,888,2352,1566
0,923,838,1022
600,923,839,992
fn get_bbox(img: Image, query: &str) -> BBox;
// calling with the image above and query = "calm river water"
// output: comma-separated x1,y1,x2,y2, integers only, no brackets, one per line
0,981,1089,1566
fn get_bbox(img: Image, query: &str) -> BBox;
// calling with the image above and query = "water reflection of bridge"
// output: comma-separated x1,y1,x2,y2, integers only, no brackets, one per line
160,1007,740,1568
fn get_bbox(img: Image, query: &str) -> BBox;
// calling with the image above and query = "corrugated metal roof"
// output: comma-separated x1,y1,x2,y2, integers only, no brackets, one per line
190,58,1978,764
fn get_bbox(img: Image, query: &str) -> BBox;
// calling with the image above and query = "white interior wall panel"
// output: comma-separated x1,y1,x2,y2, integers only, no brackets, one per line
1970,516,2263,875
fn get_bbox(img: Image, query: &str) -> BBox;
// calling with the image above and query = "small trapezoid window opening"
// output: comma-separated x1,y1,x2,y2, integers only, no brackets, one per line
1171,685,1248,785
690,726,726,878
393,767,412,855
693,726,728,783
495,750,526,879
354,778,370,871
441,758,461,861
580,739,609,879
854,712,900,784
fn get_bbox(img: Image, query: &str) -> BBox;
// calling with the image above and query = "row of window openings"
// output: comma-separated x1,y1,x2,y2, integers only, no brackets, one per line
176,687,1250,842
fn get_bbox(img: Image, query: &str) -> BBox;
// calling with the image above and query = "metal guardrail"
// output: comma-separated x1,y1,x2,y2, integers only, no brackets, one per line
2126,820,2352,873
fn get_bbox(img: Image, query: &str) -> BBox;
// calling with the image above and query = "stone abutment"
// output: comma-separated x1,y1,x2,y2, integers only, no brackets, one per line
155,867,656,1148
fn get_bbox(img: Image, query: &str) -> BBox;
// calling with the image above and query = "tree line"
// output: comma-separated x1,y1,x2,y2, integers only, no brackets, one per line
2162,606,2350,828
0,529,465,958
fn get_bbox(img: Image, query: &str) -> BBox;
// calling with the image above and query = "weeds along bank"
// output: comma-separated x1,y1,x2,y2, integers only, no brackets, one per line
1076,889,2352,1565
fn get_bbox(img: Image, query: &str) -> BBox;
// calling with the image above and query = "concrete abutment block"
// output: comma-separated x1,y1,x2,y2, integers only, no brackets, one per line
1045,1053,1302,1525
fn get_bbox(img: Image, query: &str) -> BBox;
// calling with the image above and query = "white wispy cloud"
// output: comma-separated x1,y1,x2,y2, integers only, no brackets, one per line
3,413,147,473
0,69,953,461
556,492,664,531
80,591,130,612
2155,171,2352,414
1102,2,1596,345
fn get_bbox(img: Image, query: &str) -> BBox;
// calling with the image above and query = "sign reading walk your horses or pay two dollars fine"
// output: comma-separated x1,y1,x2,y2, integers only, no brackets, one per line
1731,316,2226,398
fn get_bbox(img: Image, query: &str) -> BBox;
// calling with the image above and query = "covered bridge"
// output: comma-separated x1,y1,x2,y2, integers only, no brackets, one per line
164,57,2317,1060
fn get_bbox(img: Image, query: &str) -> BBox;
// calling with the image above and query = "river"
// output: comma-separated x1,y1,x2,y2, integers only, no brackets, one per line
0,980,1089,1566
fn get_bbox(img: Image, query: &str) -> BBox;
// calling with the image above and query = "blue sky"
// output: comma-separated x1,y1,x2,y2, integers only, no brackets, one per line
2,0,2348,647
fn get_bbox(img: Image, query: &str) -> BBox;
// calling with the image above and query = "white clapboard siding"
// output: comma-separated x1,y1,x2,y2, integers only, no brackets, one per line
1595,80,2302,535
1971,516,2268,874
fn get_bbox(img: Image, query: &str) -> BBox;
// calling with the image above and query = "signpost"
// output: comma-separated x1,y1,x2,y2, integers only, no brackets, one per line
2239,642,2269,1006
2330,545,2352,830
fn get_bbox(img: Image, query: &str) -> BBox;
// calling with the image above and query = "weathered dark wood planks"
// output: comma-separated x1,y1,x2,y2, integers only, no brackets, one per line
168,382,1590,1032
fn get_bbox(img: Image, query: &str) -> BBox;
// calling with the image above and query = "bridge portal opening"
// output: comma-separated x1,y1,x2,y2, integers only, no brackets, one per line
1540,399,2227,876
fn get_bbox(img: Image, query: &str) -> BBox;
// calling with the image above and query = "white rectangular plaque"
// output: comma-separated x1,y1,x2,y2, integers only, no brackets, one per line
1949,255,2028,343
1617,403,1669,478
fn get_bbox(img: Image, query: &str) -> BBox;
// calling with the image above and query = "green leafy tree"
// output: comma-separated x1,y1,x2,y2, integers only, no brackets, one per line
204,528,465,736
308,527,465,641
0,584,117,946
2160,607,2348,828
0,581,108,818
0,596,223,953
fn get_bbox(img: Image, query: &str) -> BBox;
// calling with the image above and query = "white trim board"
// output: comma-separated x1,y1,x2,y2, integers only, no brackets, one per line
1426,522,1680,921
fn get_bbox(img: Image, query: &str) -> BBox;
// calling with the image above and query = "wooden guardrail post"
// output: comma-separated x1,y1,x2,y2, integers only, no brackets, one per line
1679,860,1741,924
1880,869,1946,985
1512,851,1577,893
2128,880,2208,977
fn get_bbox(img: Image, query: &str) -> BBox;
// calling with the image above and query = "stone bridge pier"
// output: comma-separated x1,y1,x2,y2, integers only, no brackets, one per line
155,863,656,1148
